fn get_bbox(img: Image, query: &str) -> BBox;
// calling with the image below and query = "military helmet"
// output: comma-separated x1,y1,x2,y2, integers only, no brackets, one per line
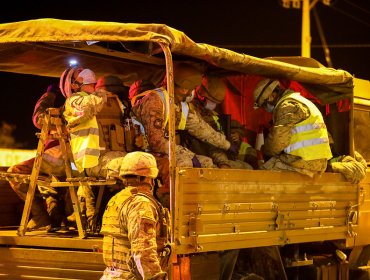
120,151,159,179
59,66,83,98
230,119,246,137
253,78,280,108
173,63,202,91
96,74,124,93
201,76,227,104
128,79,155,100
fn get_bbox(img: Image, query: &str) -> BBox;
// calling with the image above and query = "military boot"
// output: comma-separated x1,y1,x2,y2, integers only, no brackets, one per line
26,197,51,231
85,196,97,232
66,197,86,229
45,196,64,232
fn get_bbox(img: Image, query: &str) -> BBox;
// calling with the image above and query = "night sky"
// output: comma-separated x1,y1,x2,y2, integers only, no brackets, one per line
1,0,369,148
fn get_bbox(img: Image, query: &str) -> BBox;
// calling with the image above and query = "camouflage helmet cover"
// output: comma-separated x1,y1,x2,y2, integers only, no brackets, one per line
96,74,125,93
253,78,280,108
201,76,227,104
230,119,246,137
173,63,202,91
119,151,159,179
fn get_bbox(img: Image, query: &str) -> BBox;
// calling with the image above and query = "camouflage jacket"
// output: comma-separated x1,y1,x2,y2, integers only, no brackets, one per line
101,186,168,279
262,91,328,174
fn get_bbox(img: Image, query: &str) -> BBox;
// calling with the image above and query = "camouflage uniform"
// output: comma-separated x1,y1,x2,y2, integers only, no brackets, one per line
100,152,169,280
131,88,213,168
262,91,329,177
186,99,252,169
100,186,169,280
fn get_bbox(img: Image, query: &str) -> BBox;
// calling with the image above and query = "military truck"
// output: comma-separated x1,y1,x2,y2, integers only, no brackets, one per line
0,19,369,279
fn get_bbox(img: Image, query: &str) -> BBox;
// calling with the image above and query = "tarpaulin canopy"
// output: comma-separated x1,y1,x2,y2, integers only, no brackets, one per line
0,18,354,102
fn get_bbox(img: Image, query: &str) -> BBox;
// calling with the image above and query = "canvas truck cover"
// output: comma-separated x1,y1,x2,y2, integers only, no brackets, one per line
0,18,354,103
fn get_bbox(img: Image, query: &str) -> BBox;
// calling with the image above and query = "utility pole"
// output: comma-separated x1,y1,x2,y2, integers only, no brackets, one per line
301,0,311,57
280,0,332,58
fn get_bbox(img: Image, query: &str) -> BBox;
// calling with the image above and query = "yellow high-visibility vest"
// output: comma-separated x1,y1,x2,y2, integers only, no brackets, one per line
276,92,332,161
64,92,100,172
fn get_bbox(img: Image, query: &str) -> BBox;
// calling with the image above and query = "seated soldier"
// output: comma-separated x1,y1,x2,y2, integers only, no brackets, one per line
253,78,332,177
62,70,128,228
130,63,215,169
185,75,252,169
7,82,70,232
230,119,258,169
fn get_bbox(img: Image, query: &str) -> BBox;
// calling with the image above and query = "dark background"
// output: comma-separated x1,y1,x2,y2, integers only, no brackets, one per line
1,0,369,148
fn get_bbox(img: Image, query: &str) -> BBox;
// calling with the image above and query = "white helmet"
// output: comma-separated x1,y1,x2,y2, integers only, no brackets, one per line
59,66,83,98
77,69,97,85
119,152,158,179
253,78,280,108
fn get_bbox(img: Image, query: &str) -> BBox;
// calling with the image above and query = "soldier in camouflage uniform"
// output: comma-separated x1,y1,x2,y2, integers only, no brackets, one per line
100,151,170,280
253,78,332,177
186,75,251,169
130,63,212,168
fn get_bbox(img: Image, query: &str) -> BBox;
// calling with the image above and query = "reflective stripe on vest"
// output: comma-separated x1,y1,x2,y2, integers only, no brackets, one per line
154,88,170,128
69,116,100,172
178,101,189,130
212,114,222,131
132,117,145,134
238,141,251,161
134,88,188,131
276,92,332,161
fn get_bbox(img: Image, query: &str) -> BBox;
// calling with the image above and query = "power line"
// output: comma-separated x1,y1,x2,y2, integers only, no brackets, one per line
343,0,370,16
329,5,370,28
218,44,370,49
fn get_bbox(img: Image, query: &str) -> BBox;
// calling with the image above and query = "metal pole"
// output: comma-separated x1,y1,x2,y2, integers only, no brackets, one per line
301,0,311,57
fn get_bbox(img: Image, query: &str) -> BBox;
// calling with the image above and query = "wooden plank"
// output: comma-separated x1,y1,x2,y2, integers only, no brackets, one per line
0,247,104,280
0,230,103,250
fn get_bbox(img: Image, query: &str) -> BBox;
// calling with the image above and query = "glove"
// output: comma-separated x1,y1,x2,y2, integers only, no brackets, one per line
47,83,61,95
331,151,367,184
228,143,239,154
192,156,201,168
228,143,239,160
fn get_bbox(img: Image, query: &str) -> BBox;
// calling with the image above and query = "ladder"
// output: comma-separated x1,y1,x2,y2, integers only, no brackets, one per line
17,107,116,238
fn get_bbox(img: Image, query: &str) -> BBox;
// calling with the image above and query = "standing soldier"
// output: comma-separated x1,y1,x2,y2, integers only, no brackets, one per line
100,151,170,280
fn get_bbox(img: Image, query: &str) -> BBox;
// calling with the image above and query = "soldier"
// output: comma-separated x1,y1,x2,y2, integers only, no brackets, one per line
230,119,258,169
100,151,170,280
7,83,68,232
253,78,332,177
186,75,251,169
130,63,214,176
62,70,127,227
130,63,214,207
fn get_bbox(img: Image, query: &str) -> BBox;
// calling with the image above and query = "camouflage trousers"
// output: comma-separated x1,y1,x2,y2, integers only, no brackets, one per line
83,150,127,221
176,145,214,168
262,154,327,177
7,145,66,200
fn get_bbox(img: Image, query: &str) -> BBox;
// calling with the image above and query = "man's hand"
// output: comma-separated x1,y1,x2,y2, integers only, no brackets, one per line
331,151,367,184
